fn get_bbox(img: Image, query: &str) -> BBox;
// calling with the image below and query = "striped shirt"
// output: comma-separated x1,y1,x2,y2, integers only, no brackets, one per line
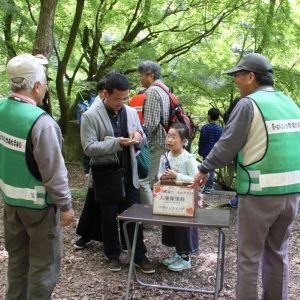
143,80,170,148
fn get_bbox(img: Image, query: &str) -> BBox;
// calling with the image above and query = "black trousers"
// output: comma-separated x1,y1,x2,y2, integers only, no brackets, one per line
75,187,102,242
92,168,147,260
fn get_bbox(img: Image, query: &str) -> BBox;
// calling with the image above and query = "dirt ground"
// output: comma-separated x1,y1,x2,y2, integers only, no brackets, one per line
0,163,299,300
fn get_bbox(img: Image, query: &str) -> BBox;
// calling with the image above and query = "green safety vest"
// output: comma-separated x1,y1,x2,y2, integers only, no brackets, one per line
236,90,300,195
0,98,52,209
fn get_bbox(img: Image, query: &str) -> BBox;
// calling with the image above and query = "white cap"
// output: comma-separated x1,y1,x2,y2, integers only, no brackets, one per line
7,53,48,86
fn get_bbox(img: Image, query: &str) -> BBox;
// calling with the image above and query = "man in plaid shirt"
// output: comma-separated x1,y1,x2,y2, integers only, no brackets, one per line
137,60,170,205
198,108,223,193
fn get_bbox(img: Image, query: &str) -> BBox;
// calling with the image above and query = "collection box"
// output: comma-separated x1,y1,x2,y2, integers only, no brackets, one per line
152,181,196,217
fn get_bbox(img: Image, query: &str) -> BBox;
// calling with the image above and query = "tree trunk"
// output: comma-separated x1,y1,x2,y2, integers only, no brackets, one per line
32,0,58,58
3,0,17,59
31,0,58,116
56,0,85,134
63,121,83,162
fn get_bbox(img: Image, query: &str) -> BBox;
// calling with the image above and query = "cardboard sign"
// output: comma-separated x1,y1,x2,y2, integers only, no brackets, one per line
152,182,196,217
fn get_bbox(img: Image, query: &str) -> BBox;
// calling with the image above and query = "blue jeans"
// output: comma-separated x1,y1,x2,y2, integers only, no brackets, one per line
205,170,215,189
203,155,214,189
229,195,239,207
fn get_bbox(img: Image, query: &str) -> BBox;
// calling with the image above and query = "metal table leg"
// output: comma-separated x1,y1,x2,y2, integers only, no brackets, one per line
214,228,225,299
219,228,226,292
122,221,226,299
122,221,139,300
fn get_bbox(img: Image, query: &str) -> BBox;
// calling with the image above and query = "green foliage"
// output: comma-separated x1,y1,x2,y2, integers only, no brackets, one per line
0,0,298,122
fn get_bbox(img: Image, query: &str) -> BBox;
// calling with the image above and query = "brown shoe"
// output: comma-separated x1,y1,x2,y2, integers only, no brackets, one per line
108,258,121,272
135,256,155,274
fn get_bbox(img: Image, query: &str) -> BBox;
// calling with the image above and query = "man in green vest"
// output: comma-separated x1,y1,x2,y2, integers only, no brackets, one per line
192,53,300,300
0,53,74,299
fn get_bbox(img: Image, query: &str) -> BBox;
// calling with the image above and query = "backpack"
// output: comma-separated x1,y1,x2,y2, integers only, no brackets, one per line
154,82,194,137
129,93,146,124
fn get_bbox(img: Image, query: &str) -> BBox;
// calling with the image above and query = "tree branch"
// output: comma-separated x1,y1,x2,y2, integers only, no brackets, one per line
123,0,143,38
67,53,85,97
25,0,37,26
56,0,86,133
95,1,250,82
53,42,61,63
256,0,276,53
158,1,251,63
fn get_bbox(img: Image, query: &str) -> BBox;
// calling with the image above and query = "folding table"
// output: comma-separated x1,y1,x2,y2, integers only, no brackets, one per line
118,203,230,300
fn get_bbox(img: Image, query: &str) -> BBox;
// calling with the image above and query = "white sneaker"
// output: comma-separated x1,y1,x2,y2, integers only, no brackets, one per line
161,253,181,267
167,256,191,272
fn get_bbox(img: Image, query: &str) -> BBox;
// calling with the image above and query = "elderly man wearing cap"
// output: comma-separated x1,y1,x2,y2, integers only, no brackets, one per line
0,53,74,299
192,53,300,300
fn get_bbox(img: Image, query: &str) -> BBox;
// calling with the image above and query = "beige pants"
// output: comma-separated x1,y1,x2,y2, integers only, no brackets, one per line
236,194,299,300
4,205,62,300
139,147,165,205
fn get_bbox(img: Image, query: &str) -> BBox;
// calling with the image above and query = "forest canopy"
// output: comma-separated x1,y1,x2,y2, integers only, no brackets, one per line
0,0,299,131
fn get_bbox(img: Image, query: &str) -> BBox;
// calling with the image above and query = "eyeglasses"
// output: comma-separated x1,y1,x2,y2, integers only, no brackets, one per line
111,97,128,103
